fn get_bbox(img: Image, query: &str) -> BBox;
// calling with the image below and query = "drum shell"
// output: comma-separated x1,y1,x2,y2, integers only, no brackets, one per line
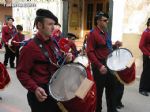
115,63,136,84
106,48,136,84
0,62,10,89
61,65,96,112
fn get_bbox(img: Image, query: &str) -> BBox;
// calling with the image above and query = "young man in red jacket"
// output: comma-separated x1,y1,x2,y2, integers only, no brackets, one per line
16,9,72,112
2,17,17,68
139,18,150,96
11,25,25,65
86,12,122,112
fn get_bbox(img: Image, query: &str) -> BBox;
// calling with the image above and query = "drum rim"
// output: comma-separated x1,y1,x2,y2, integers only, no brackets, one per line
74,55,89,67
106,48,133,71
48,63,87,101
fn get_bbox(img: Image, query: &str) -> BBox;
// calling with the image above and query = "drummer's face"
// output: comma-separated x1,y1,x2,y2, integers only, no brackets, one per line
98,16,108,29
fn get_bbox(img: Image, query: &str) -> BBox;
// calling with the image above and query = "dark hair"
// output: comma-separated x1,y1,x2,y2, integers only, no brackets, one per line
56,23,61,27
33,16,45,29
16,25,23,31
146,18,150,26
7,17,14,22
67,33,77,40
94,12,109,26
33,9,58,29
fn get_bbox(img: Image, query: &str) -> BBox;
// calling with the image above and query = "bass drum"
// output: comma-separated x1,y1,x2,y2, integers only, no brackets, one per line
48,63,96,112
106,48,135,84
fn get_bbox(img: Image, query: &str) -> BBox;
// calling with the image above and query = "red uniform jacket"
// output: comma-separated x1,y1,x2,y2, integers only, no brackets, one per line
139,28,150,56
16,33,61,92
86,27,110,69
11,32,25,47
2,25,17,44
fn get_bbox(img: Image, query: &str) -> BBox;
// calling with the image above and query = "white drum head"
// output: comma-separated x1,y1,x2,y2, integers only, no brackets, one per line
74,55,88,67
48,63,87,101
106,48,133,71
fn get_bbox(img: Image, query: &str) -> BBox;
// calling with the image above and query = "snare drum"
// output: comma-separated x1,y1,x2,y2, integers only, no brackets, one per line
106,48,135,84
74,55,89,68
48,63,96,112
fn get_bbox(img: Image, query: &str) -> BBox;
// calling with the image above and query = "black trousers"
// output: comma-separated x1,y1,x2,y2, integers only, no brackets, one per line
15,48,20,66
91,63,117,112
139,55,150,92
3,45,15,67
27,85,61,112
115,79,124,106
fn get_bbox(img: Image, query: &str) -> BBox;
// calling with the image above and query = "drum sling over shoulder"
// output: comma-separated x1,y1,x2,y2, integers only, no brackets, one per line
33,37,60,67
33,37,68,112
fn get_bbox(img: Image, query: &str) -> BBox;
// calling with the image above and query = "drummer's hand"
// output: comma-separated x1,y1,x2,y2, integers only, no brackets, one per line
99,65,107,75
5,42,8,45
35,87,48,102
115,41,122,48
65,53,73,62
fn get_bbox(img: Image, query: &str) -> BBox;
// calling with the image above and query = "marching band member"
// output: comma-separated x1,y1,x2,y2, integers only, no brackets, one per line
58,33,80,60
86,12,122,112
11,25,25,65
139,18,150,96
2,17,17,68
16,9,72,112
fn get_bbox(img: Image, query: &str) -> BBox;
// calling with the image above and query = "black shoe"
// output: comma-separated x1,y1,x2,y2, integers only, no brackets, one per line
10,65,16,68
114,109,119,112
139,91,149,96
116,103,124,109
3,63,7,67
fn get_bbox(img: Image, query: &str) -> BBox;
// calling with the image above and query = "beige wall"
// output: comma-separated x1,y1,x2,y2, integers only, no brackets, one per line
122,34,142,58
122,34,143,77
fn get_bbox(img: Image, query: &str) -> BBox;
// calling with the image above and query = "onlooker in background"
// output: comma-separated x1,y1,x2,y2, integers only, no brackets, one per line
2,17,17,68
11,25,25,65
139,18,150,96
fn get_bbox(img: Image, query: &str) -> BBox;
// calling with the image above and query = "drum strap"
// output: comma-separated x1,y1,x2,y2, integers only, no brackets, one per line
33,37,59,68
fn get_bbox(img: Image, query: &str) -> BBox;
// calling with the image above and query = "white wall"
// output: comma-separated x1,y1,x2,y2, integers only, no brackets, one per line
12,0,63,34
111,0,126,42
112,0,150,42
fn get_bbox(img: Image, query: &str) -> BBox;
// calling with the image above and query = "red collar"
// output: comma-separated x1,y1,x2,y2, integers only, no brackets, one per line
36,32,52,43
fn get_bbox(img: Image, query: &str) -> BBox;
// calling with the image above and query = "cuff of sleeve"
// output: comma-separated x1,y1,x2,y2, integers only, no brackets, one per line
97,63,103,69
31,85,39,93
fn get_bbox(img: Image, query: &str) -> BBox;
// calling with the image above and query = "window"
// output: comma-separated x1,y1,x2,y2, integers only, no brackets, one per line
86,4,93,30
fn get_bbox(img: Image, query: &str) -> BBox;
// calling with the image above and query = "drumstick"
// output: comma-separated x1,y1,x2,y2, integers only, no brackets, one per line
60,53,69,67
